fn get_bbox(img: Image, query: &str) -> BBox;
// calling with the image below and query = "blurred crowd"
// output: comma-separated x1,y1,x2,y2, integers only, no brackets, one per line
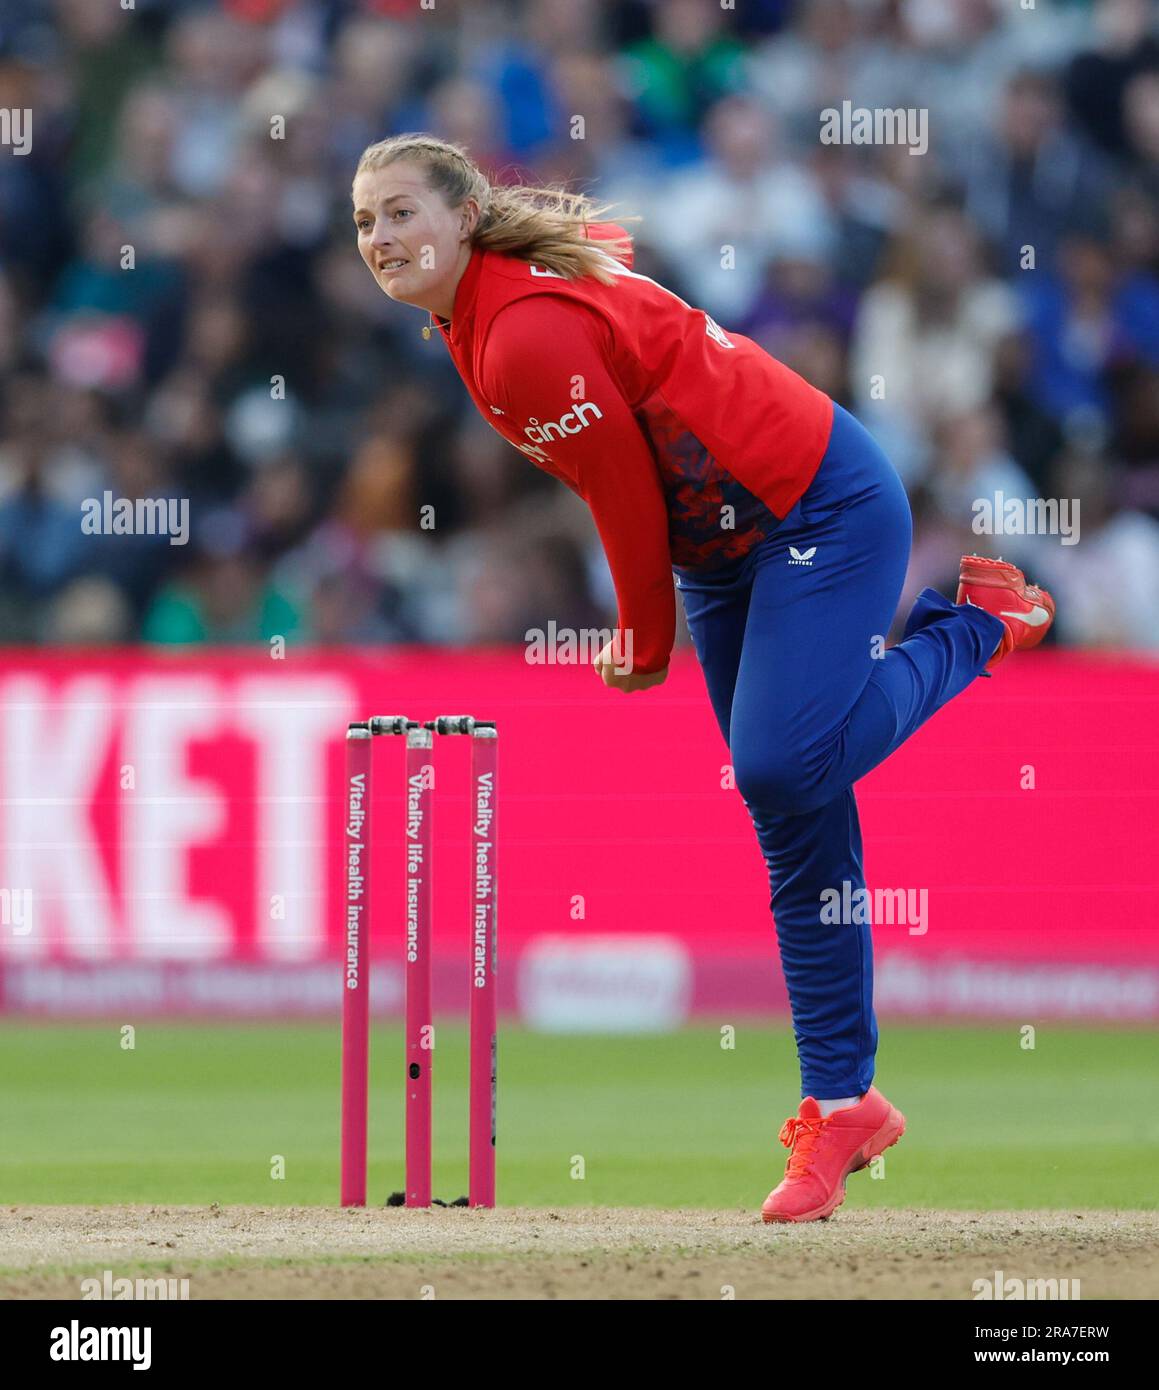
1,0,1157,652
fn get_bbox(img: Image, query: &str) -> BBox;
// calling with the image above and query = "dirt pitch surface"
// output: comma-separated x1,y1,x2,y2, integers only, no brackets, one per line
1,1206,1155,1300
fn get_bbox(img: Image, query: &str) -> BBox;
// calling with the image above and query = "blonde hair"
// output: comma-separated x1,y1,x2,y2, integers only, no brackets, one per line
354,133,637,285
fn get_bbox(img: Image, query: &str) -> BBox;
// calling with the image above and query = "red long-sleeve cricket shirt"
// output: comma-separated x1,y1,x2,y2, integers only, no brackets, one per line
434,223,834,674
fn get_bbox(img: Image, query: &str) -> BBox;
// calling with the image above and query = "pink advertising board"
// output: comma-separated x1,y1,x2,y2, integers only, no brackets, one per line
0,648,1154,1023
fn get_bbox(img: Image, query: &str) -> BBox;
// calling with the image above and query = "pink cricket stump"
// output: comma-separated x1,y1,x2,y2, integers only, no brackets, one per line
469,726,498,1207
405,724,434,1207
340,724,373,1207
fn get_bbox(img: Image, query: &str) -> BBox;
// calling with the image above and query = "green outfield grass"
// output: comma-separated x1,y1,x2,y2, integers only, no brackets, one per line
0,1022,1154,1209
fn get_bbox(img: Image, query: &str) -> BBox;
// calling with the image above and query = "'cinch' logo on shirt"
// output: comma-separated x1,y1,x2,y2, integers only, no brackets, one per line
524,402,605,445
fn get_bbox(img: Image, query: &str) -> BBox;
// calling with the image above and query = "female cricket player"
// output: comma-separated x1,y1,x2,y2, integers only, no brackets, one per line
352,135,1055,1223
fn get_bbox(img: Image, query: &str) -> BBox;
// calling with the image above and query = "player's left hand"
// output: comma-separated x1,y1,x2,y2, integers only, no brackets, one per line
594,641,668,693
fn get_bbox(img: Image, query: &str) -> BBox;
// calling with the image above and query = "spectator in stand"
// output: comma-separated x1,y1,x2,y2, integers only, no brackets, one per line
618,0,748,164
646,96,832,324
1035,447,1159,649
1066,0,1159,159
850,204,1021,480
143,509,301,645
1019,230,1159,433
961,69,1113,276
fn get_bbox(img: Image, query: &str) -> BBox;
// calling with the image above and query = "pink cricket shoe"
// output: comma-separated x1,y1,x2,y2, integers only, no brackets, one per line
761,1087,906,1224
957,554,1055,671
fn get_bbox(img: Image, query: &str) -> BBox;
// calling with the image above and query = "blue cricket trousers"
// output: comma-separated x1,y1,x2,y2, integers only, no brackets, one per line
676,403,1005,1098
